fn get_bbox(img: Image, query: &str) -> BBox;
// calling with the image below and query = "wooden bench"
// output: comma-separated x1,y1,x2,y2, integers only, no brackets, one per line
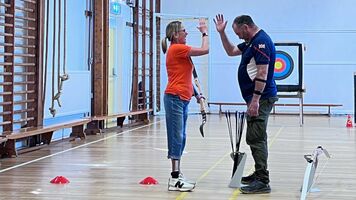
85,109,153,135
272,103,342,116
208,102,342,116
208,102,245,114
0,118,90,158
0,110,153,157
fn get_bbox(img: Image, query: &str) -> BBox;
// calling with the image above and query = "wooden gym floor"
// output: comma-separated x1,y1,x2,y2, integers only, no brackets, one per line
0,114,355,200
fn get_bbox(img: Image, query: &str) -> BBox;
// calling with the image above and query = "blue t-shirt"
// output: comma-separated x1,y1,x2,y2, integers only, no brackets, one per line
237,30,277,103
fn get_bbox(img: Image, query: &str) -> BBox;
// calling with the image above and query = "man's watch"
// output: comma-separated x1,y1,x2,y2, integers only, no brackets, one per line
202,32,208,37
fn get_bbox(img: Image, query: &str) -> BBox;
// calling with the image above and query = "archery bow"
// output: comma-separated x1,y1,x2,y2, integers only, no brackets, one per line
190,57,207,137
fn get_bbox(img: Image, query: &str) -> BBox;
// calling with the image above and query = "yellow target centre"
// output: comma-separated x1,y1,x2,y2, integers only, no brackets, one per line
275,62,282,70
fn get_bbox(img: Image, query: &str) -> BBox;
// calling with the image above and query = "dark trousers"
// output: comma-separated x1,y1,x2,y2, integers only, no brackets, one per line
246,96,278,184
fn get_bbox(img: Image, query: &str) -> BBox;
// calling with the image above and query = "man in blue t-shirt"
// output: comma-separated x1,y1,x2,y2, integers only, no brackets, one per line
214,14,278,194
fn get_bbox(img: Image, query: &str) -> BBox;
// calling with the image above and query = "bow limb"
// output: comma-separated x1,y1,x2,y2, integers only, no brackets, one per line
193,85,206,137
191,57,207,137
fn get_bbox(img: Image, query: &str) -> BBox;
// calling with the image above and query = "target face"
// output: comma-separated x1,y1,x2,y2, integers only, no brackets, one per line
274,51,294,80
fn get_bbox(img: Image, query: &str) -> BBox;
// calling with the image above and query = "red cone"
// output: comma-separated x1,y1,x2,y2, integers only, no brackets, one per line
139,176,158,185
346,115,353,128
50,176,70,184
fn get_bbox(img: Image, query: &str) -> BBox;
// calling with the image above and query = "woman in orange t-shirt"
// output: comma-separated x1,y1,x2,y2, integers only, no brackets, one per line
161,19,209,192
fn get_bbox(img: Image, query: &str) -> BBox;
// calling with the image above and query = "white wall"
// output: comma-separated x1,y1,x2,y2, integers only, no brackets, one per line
43,0,90,121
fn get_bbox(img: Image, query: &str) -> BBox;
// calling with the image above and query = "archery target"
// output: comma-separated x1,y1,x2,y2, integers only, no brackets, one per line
273,43,303,92
274,50,294,80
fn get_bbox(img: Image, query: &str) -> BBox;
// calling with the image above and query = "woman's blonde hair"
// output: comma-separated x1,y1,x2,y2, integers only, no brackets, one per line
161,21,182,54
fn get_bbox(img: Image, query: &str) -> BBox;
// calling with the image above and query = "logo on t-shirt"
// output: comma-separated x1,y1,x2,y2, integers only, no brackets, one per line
258,44,265,49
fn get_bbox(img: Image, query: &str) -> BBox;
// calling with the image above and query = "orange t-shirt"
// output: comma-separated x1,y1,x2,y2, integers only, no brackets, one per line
164,44,193,101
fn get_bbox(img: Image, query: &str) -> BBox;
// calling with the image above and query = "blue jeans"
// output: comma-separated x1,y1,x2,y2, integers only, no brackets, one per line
164,94,189,160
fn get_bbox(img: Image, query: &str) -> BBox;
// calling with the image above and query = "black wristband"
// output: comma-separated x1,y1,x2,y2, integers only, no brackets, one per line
254,78,267,83
254,90,262,95
202,32,208,37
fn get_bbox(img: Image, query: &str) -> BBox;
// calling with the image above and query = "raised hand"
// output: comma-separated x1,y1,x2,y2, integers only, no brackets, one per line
197,18,208,34
213,14,227,33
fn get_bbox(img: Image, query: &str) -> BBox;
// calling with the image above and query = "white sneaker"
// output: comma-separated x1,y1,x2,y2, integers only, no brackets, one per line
168,177,195,192
179,173,196,185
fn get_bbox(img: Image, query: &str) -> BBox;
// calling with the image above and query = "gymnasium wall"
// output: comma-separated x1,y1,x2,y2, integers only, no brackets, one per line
42,0,90,141
160,0,356,114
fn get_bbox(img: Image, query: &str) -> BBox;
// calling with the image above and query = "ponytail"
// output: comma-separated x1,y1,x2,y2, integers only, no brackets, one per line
161,37,168,54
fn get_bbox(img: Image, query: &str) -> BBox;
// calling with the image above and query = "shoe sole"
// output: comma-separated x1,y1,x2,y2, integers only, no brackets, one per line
168,186,195,192
239,188,271,194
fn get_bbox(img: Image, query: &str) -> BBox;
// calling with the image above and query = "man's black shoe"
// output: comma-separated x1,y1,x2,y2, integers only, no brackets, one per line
241,172,257,185
239,180,271,194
